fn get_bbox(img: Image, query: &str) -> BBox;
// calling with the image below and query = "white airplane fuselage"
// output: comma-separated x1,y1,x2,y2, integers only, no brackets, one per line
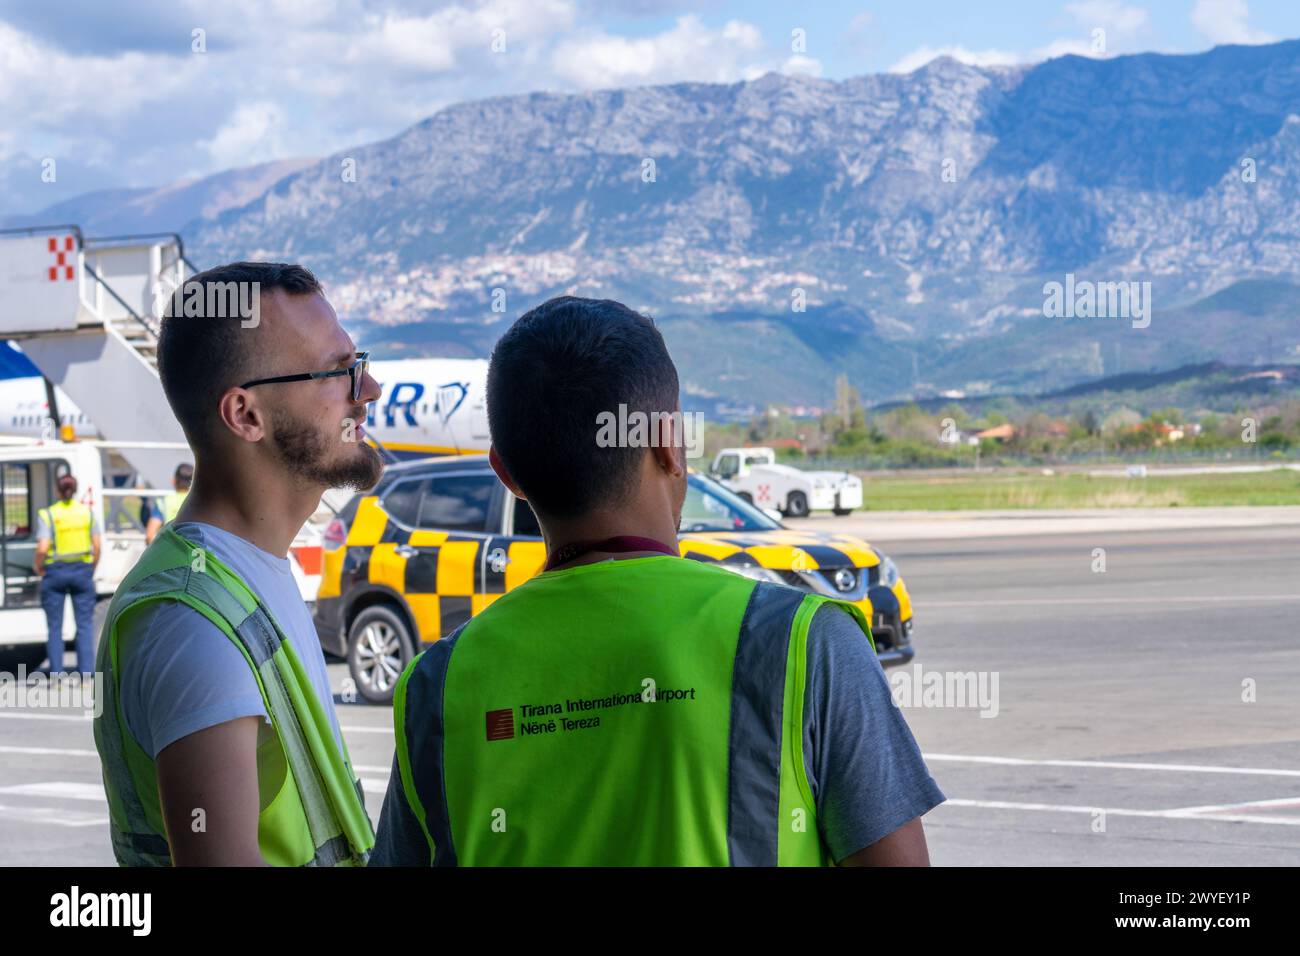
0,357,492,459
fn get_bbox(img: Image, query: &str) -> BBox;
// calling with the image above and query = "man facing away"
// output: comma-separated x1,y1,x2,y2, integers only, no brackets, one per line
35,472,102,676
93,262,383,866
372,296,945,866
144,462,194,544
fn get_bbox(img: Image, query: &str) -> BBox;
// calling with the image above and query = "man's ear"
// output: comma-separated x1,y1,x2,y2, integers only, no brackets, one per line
651,440,684,477
218,387,265,443
489,445,526,499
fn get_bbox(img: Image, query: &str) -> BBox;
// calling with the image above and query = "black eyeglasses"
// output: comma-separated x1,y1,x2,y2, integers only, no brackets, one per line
240,351,371,403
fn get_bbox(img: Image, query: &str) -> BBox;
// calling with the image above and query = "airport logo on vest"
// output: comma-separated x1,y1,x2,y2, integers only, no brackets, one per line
485,708,515,741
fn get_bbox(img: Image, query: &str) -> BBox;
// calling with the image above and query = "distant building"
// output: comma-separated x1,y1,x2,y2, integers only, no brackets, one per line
1156,422,1185,442
974,423,1017,442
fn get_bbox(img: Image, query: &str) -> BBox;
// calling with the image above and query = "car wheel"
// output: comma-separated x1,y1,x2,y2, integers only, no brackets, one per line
347,604,415,704
737,492,753,504
785,491,809,518
832,507,852,516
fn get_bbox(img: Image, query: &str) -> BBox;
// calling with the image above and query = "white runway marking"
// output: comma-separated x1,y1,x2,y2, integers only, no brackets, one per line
1168,796,1300,814
942,798,1300,827
925,753,1300,778
0,804,106,827
923,595,1300,607
0,745,97,757
339,723,394,734
0,782,106,801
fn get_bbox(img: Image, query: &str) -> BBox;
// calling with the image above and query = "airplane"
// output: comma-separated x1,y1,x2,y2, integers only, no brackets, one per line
0,352,491,459
0,377,98,440
360,357,490,458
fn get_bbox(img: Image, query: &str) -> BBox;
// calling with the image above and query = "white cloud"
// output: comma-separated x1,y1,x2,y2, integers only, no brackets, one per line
782,54,822,77
199,102,289,169
890,2,1152,74
1191,0,1276,45
550,14,766,87
888,45,1020,74
1065,1,1149,41
0,20,195,124
345,0,576,75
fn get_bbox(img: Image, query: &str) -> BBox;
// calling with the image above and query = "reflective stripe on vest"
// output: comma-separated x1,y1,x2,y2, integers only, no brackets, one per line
41,499,93,563
392,555,875,866
92,525,375,866
162,491,186,523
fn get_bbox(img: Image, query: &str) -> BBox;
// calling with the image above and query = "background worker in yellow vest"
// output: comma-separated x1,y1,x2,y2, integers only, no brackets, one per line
373,296,946,866
144,462,193,543
35,473,102,676
95,262,383,866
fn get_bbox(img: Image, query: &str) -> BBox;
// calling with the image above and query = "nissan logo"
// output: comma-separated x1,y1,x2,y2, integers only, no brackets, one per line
833,568,856,592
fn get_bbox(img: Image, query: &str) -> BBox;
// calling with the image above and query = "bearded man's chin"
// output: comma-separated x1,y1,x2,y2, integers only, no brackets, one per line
333,442,385,491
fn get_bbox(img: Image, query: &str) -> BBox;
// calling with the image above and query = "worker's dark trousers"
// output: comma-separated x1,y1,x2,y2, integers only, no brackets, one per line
40,562,96,675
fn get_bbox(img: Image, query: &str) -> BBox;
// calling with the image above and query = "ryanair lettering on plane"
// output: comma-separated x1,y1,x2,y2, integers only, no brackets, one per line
368,380,470,428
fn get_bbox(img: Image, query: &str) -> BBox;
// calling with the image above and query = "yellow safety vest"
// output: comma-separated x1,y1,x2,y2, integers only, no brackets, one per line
40,499,94,564
162,490,187,522
95,526,374,866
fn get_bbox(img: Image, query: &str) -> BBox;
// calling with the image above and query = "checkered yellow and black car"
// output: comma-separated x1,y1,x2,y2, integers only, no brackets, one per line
314,455,915,702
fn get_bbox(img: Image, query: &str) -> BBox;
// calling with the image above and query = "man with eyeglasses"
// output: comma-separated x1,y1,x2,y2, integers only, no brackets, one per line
93,261,383,866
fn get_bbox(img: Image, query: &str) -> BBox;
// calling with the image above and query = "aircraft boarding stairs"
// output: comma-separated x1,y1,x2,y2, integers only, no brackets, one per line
0,225,193,488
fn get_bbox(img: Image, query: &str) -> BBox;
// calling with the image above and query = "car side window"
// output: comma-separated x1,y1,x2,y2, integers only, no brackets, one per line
417,474,495,533
2,463,32,539
718,454,739,478
679,482,734,531
381,478,425,526
512,496,541,538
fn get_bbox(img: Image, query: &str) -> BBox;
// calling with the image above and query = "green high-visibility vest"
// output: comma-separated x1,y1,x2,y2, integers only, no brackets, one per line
161,490,187,523
392,554,874,866
93,525,375,866
40,499,94,563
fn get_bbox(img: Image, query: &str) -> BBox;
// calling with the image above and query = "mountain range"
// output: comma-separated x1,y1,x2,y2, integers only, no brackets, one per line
8,40,1300,412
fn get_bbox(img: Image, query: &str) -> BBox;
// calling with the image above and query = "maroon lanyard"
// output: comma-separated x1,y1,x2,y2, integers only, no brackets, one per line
544,535,679,571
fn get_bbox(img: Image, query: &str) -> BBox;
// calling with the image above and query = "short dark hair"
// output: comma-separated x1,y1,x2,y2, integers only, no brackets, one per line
174,462,194,489
157,262,322,449
486,296,679,518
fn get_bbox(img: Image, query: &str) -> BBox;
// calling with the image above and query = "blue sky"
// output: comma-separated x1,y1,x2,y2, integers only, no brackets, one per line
1,0,1297,213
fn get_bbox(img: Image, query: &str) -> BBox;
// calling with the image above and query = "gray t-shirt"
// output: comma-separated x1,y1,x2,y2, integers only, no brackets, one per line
117,521,344,759
371,601,945,865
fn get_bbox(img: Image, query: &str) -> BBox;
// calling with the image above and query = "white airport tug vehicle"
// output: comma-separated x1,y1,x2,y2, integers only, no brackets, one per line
0,437,326,670
706,446,862,517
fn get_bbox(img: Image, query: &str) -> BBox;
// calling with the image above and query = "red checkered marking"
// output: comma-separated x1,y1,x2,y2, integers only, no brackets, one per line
47,235,75,281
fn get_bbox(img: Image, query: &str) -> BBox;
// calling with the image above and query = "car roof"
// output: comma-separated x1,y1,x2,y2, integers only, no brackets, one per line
381,453,492,479
384,455,717,479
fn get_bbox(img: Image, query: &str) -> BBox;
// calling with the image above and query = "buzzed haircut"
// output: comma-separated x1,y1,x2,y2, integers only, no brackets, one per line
487,295,679,518
157,261,321,449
